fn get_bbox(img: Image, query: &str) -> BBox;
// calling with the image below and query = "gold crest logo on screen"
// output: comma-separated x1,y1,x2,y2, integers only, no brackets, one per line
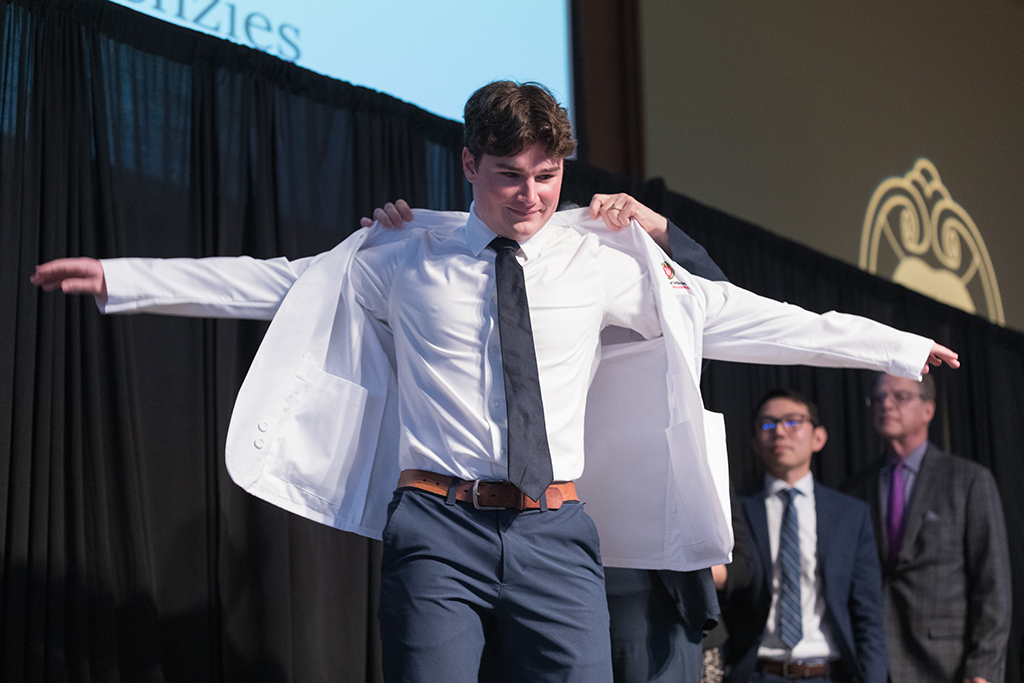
860,158,1003,325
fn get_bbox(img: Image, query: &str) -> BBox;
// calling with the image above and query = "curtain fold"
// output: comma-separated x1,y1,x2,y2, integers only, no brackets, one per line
2,1,1021,681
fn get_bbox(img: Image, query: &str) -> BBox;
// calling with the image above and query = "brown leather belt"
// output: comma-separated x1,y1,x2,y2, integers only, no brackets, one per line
396,469,577,510
756,659,832,679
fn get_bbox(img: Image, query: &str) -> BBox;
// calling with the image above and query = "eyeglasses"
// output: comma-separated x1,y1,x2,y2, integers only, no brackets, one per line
866,390,922,407
756,414,813,432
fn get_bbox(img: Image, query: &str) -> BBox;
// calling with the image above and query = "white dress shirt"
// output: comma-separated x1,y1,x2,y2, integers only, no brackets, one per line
350,205,662,483
758,472,838,661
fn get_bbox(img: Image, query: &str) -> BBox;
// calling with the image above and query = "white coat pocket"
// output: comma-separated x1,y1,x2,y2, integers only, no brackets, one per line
263,354,370,505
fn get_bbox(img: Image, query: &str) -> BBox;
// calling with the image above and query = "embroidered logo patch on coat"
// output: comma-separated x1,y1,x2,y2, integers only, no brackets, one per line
661,262,690,290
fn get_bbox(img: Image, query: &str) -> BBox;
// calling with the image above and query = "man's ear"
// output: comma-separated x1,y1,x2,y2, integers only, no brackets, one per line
462,148,476,182
811,425,829,454
923,399,936,423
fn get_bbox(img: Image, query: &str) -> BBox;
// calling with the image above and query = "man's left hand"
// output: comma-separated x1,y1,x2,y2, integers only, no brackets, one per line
964,678,990,683
589,194,671,255
924,343,960,373
360,199,413,229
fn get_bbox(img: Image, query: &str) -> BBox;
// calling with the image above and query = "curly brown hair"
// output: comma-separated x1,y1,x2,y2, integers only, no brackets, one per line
463,81,576,166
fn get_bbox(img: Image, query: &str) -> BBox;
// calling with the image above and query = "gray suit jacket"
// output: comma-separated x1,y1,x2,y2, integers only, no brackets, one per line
847,444,1011,683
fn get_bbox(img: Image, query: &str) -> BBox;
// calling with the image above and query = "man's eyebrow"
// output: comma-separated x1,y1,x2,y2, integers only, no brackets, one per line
494,162,562,174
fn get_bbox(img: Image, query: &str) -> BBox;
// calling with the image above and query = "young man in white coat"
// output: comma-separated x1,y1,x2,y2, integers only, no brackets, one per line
32,80,958,683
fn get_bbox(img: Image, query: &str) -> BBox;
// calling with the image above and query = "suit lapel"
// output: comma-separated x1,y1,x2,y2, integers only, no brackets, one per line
815,484,835,580
867,460,887,563
743,492,773,593
896,444,939,565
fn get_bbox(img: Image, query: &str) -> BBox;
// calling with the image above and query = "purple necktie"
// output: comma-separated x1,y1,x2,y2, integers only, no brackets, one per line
887,462,905,562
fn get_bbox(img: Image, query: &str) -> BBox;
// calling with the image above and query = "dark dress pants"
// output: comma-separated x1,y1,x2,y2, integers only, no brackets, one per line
379,488,613,683
605,568,704,683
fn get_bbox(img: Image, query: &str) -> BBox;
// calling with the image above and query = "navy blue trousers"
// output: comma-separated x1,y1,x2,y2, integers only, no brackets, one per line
379,489,613,683
605,568,704,683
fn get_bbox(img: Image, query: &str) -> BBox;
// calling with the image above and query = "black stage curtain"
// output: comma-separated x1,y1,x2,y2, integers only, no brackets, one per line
1,1,465,681
2,1,1021,681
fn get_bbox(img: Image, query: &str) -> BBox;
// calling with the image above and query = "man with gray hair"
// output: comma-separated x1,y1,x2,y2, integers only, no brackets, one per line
847,373,1010,683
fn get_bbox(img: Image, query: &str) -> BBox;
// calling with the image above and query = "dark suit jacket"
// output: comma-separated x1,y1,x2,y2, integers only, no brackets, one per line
846,444,1011,683
721,482,887,683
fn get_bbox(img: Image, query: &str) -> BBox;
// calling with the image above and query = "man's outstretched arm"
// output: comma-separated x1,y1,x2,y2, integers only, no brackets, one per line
696,276,959,377
31,254,316,320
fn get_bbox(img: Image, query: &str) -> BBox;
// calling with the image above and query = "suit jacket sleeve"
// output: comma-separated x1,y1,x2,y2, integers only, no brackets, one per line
667,219,728,282
847,498,888,683
721,490,755,600
961,465,1012,681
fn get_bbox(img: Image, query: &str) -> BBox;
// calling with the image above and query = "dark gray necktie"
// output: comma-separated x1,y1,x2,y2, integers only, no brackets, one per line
489,236,553,502
776,488,803,648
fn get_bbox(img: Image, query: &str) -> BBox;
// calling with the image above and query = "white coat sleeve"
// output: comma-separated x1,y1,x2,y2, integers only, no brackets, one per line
98,254,319,320
697,278,934,379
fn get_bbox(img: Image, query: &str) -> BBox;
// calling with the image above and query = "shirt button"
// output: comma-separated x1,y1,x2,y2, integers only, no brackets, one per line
257,421,269,432
492,400,500,408
500,447,507,456
491,346,499,354
254,438,265,449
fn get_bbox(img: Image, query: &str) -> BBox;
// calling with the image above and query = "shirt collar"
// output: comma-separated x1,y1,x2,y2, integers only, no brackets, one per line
765,471,814,498
888,441,928,474
464,202,554,260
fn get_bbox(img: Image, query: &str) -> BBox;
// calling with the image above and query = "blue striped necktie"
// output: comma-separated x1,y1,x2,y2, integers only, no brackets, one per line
777,487,803,648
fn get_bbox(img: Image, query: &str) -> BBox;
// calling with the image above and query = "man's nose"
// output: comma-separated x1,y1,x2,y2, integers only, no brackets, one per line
518,179,538,204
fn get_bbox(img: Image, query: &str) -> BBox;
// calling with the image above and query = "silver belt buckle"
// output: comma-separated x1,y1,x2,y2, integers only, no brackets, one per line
472,480,505,510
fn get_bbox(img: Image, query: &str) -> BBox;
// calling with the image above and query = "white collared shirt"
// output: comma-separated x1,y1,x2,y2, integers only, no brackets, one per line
758,472,837,661
350,205,662,482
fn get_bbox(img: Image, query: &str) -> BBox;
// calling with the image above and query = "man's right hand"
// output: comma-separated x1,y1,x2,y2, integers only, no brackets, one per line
30,257,108,303
359,199,413,230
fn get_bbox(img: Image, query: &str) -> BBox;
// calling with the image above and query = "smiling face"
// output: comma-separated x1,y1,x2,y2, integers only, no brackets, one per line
753,397,828,484
462,142,563,242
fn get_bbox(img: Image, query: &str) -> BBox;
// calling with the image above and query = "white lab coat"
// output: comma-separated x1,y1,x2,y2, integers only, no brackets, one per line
100,208,933,571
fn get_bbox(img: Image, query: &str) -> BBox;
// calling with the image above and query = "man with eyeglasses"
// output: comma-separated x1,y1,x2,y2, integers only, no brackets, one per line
846,374,1010,683
721,389,886,683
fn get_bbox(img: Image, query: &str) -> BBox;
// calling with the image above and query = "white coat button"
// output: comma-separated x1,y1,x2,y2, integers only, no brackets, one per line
257,421,269,432
254,438,265,449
